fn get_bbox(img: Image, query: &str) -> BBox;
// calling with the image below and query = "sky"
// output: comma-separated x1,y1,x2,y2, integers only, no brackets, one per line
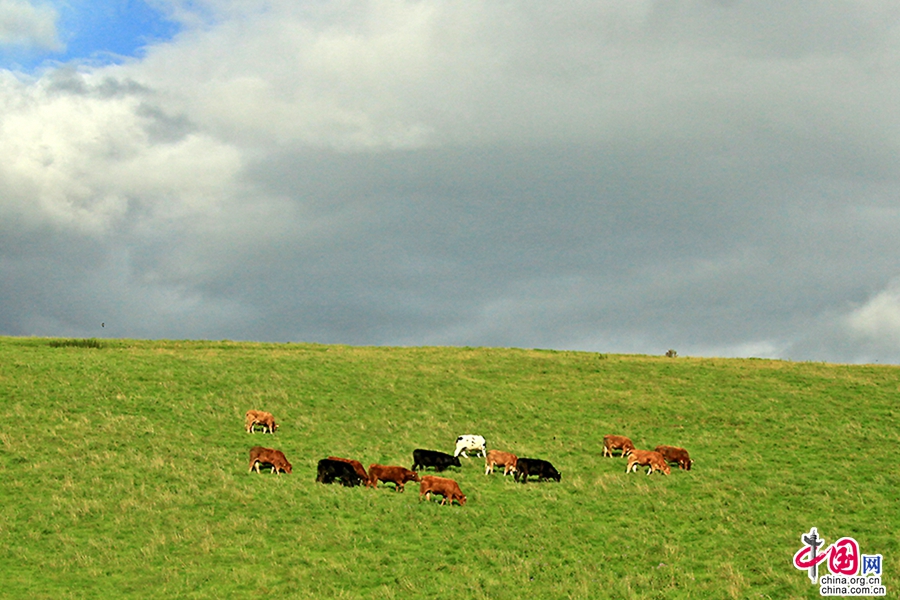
2,1,900,364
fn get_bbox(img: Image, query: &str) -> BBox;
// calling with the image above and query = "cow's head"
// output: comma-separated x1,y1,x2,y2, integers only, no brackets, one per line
451,456,462,467
684,459,693,471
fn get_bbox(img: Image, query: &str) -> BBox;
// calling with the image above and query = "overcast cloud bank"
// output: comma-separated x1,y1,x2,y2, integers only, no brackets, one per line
2,1,900,364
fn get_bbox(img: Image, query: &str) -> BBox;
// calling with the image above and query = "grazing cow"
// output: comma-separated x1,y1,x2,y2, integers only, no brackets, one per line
602,434,634,458
245,410,278,434
367,464,421,492
411,449,461,472
316,458,366,487
419,475,466,506
654,445,693,471
327,456,368,481
626,450,671,476
514,458,561,483
453,434,487,458
484,449,518,476
248,446,292,474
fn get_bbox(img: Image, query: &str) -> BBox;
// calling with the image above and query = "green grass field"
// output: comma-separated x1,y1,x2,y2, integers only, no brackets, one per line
0,337,896,599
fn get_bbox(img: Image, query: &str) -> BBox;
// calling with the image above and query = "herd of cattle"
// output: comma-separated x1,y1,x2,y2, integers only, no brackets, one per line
244,411,693,507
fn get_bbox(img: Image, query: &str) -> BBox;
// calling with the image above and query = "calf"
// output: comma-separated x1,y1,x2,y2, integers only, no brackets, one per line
367,464,420,492
419,475,466,506
626,450,671,476
514,457,561,483
327,456,369,481
453,434,487,458
484,449,518,476
411,449,461,472
654,445,693,471
316,458,366,487
245,410,278,434
248,446,292,474
602,434,634,458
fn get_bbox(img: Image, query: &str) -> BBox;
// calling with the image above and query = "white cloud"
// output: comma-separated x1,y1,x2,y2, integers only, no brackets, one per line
846,281,900,348
0,68,242,235
0,0,61,51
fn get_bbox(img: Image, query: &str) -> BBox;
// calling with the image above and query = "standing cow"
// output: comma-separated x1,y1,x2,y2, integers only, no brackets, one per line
327,456,369,481
248,446,292,474
626,450,671,476
602,435,634,458
484,450,518,476
514,458,561,483
453,435,486,458
368,464,421,492
245,410,278,434
316,458,366,487
654,445,693,470
419,476,467,506
411,449,462,472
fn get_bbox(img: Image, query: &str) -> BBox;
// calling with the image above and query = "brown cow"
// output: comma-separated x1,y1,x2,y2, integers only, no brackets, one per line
248,446,292,474
626,450,670,476
484,449,518,476
367,464,421,492
327,456,368,481
245,410,278,434
603,434,635,458
654,445,693,470
419,475,466,506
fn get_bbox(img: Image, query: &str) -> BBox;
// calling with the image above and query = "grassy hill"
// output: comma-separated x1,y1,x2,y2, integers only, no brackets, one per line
0,337,896,598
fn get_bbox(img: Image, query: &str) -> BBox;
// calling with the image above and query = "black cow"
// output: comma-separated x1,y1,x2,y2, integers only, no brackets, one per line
411,449,462,472
316,458,365,487
514,458,561,483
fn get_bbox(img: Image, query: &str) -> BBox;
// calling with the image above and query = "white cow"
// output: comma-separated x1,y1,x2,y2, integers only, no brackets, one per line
454,434,486,458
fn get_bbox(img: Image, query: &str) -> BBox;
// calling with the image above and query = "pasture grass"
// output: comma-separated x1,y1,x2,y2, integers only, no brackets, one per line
0,337,897,598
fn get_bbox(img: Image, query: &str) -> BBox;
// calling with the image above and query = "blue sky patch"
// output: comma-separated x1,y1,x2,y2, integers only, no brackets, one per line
1,0,180,71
